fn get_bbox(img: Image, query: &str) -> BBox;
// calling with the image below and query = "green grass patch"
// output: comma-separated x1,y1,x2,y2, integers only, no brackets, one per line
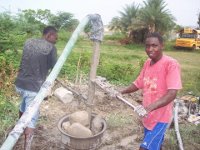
58,39,146,85
104,32,126,41
0,94,18,144
165,50,200,95
164,124,200,150
59,50,92,81
124,43,145,51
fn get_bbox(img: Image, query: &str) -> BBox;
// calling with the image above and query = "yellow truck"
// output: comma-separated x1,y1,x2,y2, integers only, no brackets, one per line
175,28,200,50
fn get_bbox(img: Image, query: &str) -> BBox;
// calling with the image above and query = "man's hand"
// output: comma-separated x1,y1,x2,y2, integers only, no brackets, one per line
134,105,147,117
109,90,122,99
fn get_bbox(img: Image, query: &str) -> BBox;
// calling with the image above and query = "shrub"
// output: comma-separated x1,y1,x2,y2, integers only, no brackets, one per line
104,32,126,41
0,51,20,94
98,57,144,85
0,94,18,144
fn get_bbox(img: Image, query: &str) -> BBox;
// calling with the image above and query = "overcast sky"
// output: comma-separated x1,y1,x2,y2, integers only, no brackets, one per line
0,0,199,27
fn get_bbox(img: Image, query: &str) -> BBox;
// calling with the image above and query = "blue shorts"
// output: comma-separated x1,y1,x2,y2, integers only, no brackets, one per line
140,122,168,150
15,86,39,128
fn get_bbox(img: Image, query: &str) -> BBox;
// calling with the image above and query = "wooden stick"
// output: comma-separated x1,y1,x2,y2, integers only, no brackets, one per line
87,41,100,128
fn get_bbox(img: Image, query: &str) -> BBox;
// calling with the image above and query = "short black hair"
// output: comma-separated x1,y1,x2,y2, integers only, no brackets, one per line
43,26,57,35
146,32,163,44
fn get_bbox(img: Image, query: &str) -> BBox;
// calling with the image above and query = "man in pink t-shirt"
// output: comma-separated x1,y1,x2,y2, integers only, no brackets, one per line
121,32,182,150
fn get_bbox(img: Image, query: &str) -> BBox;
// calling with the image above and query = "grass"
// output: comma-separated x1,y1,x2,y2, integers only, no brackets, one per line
164,123,200,150
0,94,18,144
165,50,200,95
59,38,146,85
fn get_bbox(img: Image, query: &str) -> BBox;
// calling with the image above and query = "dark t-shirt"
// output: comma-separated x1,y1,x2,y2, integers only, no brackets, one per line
15,38,57,92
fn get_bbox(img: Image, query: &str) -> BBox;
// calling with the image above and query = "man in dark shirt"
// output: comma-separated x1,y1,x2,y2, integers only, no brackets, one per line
15,26,58,149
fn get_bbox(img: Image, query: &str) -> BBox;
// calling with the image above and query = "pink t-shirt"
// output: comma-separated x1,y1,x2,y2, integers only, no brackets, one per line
134,55,182,130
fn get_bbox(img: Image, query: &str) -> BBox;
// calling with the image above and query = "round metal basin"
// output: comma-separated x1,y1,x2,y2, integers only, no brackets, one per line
58,113,107,150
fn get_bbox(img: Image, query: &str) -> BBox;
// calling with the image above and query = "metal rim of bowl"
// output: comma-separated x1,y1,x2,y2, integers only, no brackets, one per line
57,113,107,140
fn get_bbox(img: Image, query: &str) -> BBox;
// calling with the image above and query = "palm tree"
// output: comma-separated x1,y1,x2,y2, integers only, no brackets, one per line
108,17,122,32
109,3,139,35
109,0,175,43
139,0,175,33
119,3,140,33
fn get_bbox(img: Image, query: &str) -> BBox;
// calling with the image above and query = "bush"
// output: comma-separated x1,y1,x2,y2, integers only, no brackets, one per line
60,51,91,81
98,57,145,85
165,40,176,51
58,30,72,42
0,51,20,93
104,32,126,41
0,94,18,144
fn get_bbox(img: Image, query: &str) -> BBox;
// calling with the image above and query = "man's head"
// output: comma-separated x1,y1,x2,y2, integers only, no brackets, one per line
43,26,58,44
145,32,164,63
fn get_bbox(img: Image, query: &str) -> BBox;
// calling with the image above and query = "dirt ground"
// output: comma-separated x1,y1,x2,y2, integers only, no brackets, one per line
12,80,174,150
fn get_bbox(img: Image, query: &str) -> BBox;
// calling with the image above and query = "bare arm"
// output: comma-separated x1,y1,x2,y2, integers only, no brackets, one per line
120,83,139,94
145,89,177,113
